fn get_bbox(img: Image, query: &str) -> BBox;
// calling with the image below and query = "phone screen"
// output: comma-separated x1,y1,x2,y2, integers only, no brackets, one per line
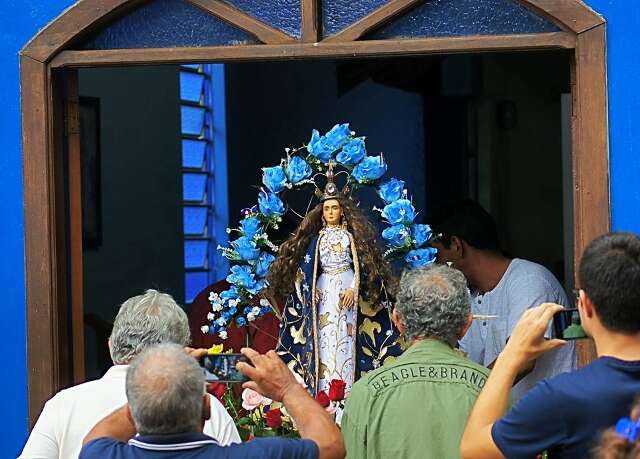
552,308,587,340
200,353,249,383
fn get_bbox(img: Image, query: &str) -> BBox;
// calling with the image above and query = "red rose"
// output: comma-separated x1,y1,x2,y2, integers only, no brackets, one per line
207,383,226,401
265,408,283,428
328,379,347,401
316,390,331,408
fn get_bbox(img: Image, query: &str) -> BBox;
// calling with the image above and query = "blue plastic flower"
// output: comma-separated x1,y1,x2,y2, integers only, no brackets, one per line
382,224,411,248
258,191,285,217
378,178,405,204
227,306,238,316
226,265,257,291
412,224,432,248
246,279,266,295
405,247,438,269
232,236,260,261
381,199,416,225
323,123,351,150
240,216,262,239
262,165,287,193
352,155,387,183
220,286,239,302
286,156,312,184
237,317,247,327
336,137,366,167
255,251,275,278
307,129,334,164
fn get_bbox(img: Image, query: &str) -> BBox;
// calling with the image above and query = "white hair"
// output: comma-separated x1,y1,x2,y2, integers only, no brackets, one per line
109,289,190,365
395,264,471,343
126,343,205,435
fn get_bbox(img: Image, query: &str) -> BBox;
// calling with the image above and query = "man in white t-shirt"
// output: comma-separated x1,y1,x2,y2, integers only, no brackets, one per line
431,200,576,400
18,290,240,459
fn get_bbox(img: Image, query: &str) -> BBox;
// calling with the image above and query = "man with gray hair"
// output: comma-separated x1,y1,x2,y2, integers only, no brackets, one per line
19,290,240,459
80,343,344,459
341,264,490,459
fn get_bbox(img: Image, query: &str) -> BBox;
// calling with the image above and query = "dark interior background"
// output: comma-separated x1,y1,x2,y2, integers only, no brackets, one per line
78,50,571,379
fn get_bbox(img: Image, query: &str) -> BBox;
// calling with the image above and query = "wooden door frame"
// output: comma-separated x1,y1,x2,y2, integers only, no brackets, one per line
20,0,609,426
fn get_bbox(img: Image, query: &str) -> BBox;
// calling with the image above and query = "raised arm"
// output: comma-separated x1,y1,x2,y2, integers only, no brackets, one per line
82,405,137,446
237,348,345,459
461,303,566,459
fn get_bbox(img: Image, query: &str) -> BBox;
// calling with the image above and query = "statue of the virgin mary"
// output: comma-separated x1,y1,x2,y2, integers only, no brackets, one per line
267,164,400,397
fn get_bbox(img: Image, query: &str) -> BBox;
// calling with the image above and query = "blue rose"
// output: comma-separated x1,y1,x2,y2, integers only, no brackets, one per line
286,156,312,184
323,123,351,150
378,178,405,204
240,216,262,239
381,199,416,225
228,306,238,316
237,317,247,327
411,224,432,248
336,137,366,167
226,265,257,291
405,247,438,269
307,129,334,164
246,279,266,295
258,191,285,217
255,251,275,278
262,165,287,193
352,155,387,183
220,286,239,302
382,224,411,248
232,236,260,261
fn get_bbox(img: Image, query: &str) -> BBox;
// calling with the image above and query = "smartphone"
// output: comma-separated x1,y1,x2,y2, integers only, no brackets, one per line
552,308,588,340
200,353,249,383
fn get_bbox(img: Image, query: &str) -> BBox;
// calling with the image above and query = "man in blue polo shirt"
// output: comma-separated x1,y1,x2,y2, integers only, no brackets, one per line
461,232,640,459
80,343,344,459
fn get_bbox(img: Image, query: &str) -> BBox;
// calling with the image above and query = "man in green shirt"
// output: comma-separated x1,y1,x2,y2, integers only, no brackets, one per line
342,264,489,459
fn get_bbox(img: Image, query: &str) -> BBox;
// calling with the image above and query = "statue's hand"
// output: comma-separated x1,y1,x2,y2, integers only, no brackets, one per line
340,289,355,309
315,288,322,305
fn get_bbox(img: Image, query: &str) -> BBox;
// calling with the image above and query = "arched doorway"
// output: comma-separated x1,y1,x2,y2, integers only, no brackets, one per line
20,0,609,426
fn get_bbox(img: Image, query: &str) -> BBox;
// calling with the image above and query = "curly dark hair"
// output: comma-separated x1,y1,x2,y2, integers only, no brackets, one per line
594,397,640,459
267,197,396,305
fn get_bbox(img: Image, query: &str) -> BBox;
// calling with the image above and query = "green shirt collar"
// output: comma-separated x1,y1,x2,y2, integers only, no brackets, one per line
401,338,459,359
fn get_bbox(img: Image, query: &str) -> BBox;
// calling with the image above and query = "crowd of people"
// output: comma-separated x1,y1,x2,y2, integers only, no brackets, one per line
17,200,640,458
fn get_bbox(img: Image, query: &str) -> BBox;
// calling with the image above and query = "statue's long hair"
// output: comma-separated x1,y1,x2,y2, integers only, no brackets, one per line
267,197,396,305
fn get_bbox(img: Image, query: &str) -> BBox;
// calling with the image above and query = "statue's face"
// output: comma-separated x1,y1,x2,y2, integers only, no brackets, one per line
322,199,342,226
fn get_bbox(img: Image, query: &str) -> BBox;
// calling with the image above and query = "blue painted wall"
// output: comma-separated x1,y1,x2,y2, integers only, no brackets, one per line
0,2,76,455
584,0,640,232
2,0,640,456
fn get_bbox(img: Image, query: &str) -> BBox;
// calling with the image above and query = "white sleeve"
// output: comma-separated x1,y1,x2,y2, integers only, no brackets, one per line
203,394,241,445
17,398,60,459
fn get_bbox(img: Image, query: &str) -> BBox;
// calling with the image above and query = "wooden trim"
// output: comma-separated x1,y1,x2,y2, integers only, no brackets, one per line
301,0,320,43
65,71,86,384
21,55,58,427
20,0,611,426
572,23,610,261
184,0,295,44
323,0,423,43
21,0,145,63
518,0,604,34
51,32,577,67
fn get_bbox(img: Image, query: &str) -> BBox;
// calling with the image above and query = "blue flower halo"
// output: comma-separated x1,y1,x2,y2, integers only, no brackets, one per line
203,123,437,339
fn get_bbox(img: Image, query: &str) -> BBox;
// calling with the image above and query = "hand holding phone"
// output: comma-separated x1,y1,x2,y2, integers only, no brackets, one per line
552,308,587,340
200,353,249,383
